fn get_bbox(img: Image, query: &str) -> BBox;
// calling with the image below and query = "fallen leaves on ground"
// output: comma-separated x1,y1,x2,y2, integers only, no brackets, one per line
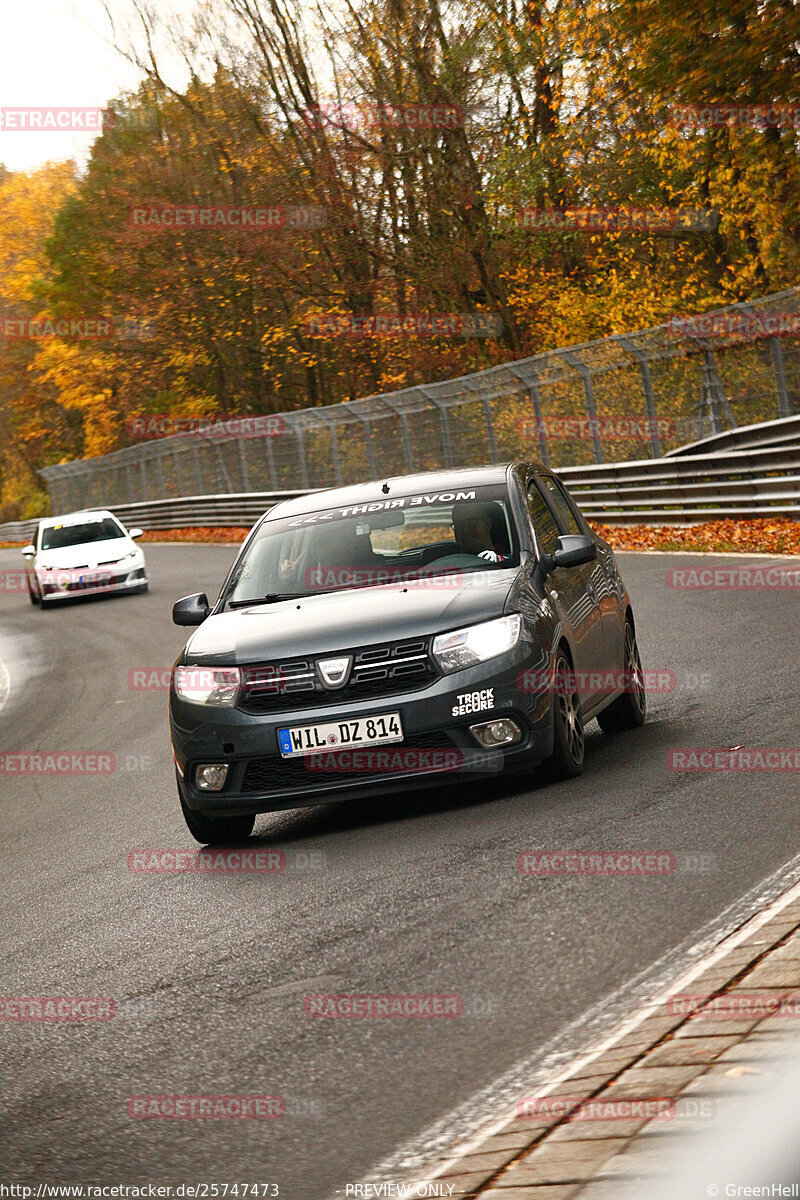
137,527,250,544
4,519,800,554
591,518,800,555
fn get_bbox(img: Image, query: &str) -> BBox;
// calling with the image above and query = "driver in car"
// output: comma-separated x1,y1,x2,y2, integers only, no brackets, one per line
451,501,509,563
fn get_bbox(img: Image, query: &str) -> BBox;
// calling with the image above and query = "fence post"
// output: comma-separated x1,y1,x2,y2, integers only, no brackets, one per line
703,350,737,431
770,337,791,418
528,381,550,466
359,417,377,477
236,438,251,491
173,446,186,497
611,335,662,458
294,424,310,489
383,399,415,472
264,429,278,490
328,423,343,487
482,395,498,462
559,351,604,464
212,442,234,492
424,390,454,468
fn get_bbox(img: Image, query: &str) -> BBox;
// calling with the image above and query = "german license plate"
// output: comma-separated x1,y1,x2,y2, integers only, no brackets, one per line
277,712,403,758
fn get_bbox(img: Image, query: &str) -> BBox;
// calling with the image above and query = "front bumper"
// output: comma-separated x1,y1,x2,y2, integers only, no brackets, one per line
170,648,555,815
39,567,147,601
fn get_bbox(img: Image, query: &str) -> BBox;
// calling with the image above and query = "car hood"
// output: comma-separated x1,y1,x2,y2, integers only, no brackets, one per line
36,539,137,569
185,570,518,664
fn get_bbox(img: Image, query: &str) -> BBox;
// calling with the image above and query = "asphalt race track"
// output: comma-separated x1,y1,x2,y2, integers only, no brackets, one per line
2,544,799,1197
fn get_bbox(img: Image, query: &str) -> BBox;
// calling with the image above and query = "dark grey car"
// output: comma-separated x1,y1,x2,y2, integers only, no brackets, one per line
169,462,645,843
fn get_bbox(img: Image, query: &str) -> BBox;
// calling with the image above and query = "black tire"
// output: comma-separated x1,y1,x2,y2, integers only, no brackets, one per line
179,793,255,846
27,581,40,606
546,651,585,778
597,619,647,733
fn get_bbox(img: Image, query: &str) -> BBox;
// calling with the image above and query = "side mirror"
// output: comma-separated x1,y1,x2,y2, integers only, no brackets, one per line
537,534,597,574
20,544,36,557
128,528,144,540
172,593,210,626
553,534,597,570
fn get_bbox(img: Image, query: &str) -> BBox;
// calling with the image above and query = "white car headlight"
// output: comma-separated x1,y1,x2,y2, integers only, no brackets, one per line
119,549,140,562
174,665,241,706
432,614,522,674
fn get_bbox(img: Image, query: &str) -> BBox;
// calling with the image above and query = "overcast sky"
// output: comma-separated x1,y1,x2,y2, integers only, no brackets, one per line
0,0,165,172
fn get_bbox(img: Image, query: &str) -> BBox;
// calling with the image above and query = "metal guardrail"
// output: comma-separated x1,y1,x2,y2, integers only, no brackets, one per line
665,412,800,457
559,442,800,522
35,286,800,514
3,437,799,541
0,493,312,543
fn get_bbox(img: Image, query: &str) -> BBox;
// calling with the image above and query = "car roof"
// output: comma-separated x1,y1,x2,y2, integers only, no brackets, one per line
40,509,117,528
265,462,546,521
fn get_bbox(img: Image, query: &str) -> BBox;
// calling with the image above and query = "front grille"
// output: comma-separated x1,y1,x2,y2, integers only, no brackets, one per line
239,637,438,712
240,730,455,793
43,571,129,594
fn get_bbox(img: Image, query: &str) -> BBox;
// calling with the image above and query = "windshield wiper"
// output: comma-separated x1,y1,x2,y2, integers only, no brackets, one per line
228,593,306,609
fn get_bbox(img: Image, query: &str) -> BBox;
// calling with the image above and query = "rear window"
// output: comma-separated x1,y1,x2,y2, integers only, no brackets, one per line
40,518,125,551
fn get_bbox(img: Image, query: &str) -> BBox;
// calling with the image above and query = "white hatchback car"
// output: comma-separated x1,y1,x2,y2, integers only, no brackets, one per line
22,510,149,607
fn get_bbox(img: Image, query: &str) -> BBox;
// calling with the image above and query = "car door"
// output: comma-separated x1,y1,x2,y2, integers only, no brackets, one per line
526,474,608,712
549,475,626,673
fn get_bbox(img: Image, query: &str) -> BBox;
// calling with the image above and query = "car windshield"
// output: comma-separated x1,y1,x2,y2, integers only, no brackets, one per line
40,518,126,551
224,485,520,607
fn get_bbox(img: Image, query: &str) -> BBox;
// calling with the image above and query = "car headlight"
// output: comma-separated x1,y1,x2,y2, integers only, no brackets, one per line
173,665,241,706
432,614,522,674
119,549,140,562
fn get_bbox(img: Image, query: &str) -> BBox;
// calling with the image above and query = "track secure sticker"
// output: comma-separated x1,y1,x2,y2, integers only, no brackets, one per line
451,688,495,717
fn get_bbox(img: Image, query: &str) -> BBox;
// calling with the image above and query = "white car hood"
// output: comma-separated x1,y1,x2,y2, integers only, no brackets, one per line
36,538,137,569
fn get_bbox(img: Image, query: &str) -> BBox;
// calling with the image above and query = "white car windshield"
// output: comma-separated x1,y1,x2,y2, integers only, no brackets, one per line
40,519,126,551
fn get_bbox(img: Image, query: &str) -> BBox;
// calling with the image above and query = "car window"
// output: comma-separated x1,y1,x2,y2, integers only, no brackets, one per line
526,481,561,557
552,478,590,535
40,518,125,551
538,476,583,536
